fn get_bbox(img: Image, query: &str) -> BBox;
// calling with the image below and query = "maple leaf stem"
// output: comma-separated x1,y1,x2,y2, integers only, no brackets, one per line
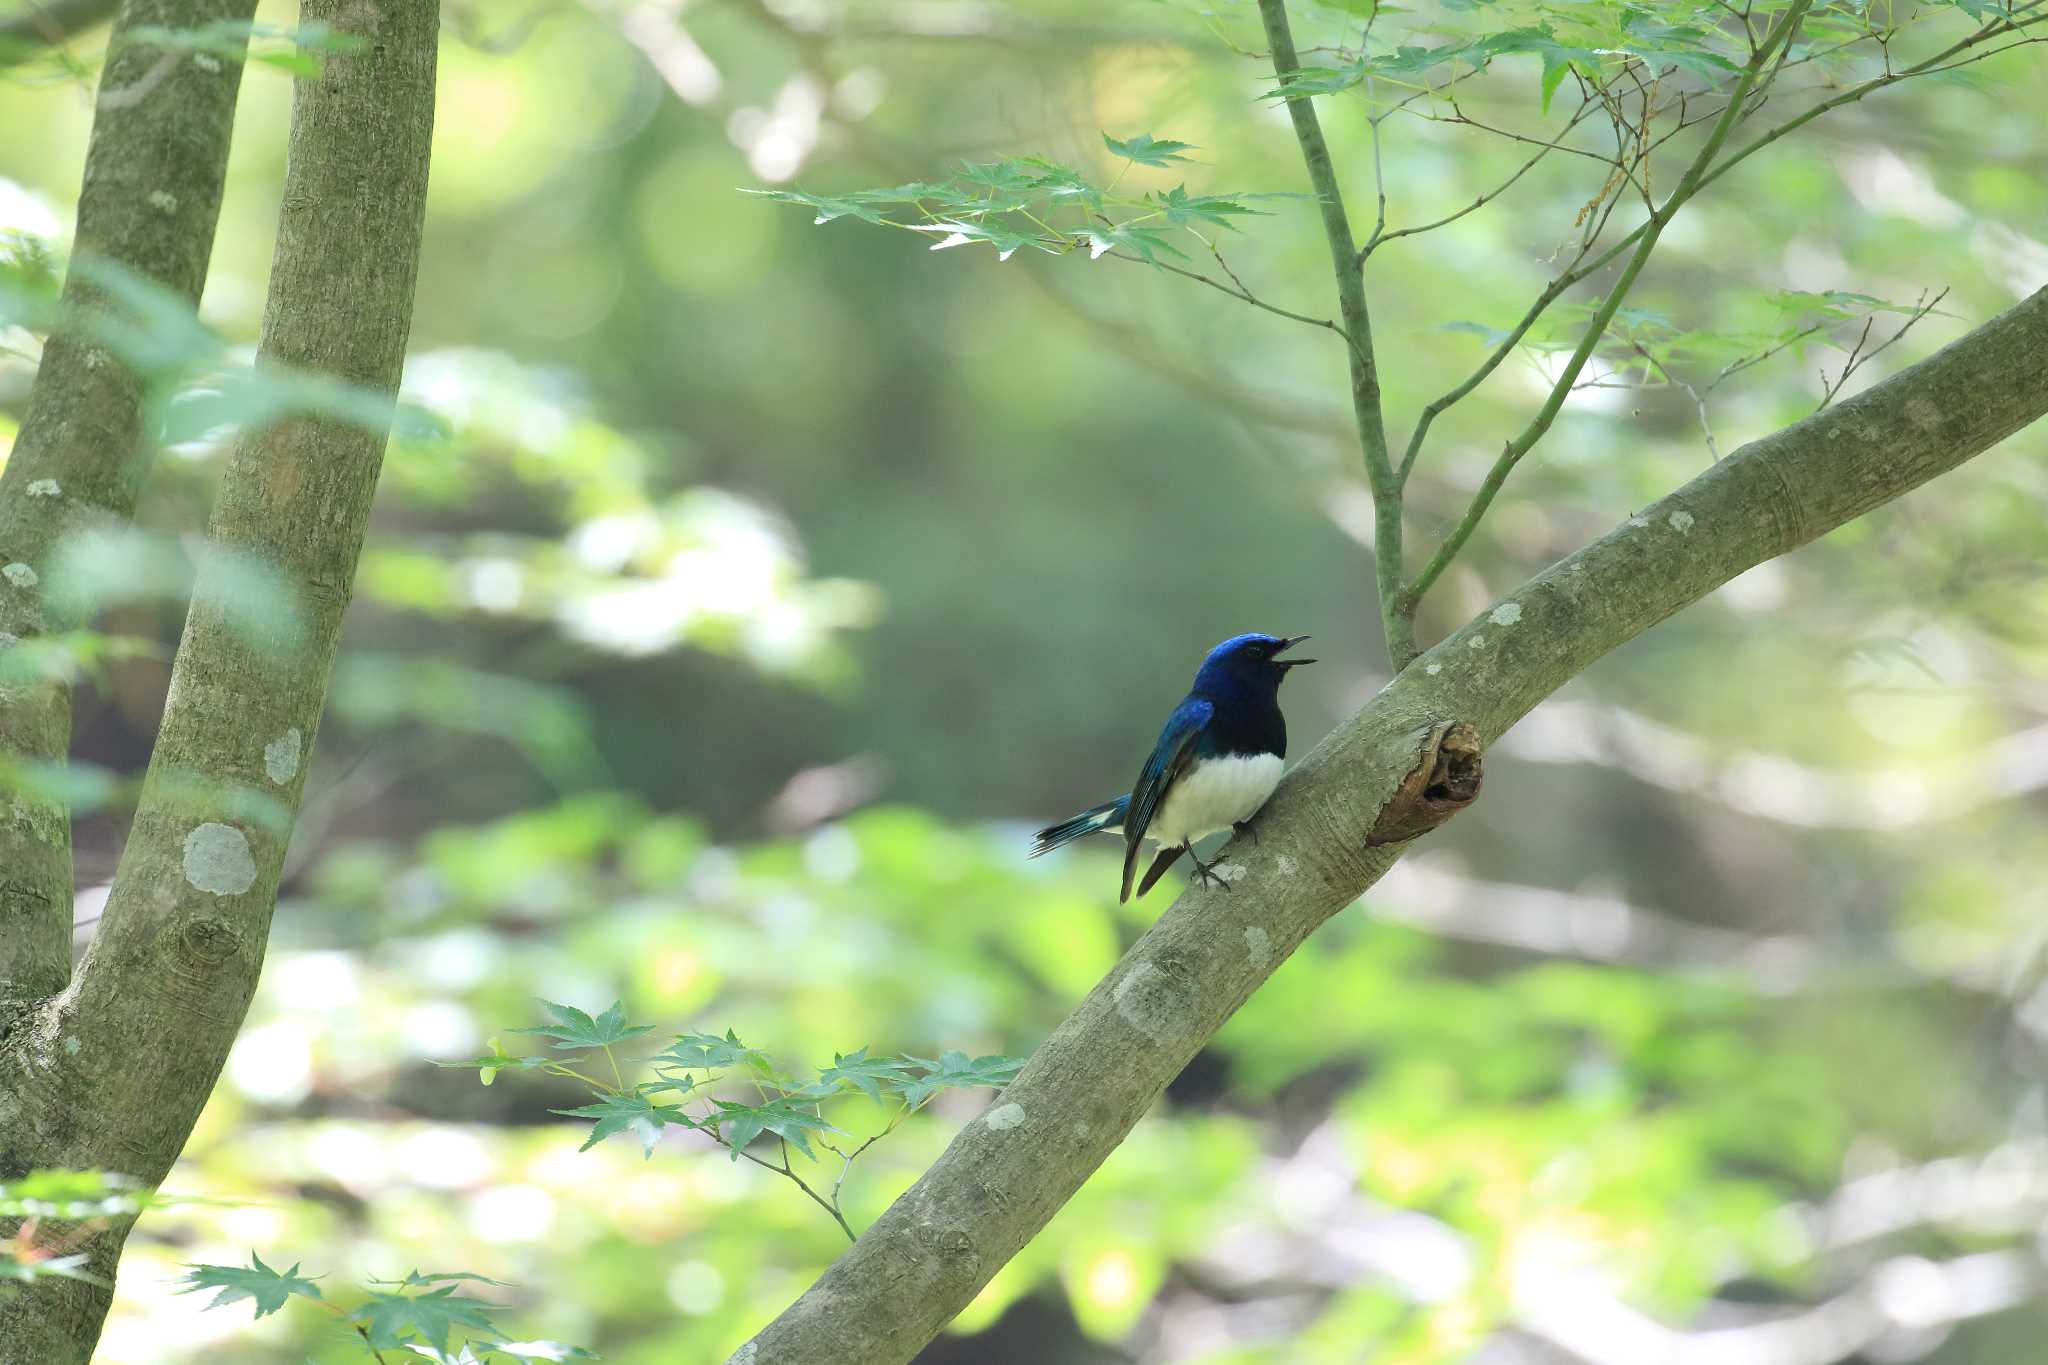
353,1322,393,1365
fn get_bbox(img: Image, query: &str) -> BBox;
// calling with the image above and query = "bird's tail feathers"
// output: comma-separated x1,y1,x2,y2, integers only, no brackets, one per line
1028,796,1128,858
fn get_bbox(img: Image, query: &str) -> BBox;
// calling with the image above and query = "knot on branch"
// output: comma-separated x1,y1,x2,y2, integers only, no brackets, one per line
1366,721,1483,847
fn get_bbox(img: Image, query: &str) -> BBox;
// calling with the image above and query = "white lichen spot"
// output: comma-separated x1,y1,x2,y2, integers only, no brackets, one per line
1210,861,1247,883
1425,662,1443,675
26,478,60,498
1275,854,1297,876
182,821,256,896
1075,1120,1092,1137
1905,396,1942,432
1668,510,1695,533
1113,960,1182,1044
1244,925,1272,969
1626,514,1650,529
193,52,223,72
147,190,178,214
726,1345,757,1365
263,726,302,785
1467,634,1487,650
984,1102,1026,1131
1489,602,1523,627
3,562,38,589
62,1036,80,1055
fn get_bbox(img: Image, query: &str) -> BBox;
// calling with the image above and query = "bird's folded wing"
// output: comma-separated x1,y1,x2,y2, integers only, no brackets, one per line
1121,698,1213,903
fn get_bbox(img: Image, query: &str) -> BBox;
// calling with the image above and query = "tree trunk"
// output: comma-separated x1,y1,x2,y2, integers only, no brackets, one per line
0,3,439,1358
0,0,257,1015
734,285,2048,1365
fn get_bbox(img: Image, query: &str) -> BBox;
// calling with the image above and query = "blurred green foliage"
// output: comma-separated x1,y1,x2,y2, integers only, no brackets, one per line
4,0,2047,1361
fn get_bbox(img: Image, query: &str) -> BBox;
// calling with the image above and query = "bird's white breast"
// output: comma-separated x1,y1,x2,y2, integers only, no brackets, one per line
1148,752,1283,848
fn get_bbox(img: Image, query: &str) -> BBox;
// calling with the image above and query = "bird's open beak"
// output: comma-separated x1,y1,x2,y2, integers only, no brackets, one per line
1276,635,1317,667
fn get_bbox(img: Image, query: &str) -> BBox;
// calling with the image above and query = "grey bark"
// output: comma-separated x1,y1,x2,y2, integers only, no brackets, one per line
0,2,439,1359
737,285,2048,1365
0,0,257,1013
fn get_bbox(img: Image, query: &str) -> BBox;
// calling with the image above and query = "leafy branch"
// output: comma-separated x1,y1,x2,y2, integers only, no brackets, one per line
745,0,2042,672
1390,0,2047,504
749,140,1285,270
1398,0,1815,616
441,1000,1023,1243
1557,288,1947,456
177,1258,590,1364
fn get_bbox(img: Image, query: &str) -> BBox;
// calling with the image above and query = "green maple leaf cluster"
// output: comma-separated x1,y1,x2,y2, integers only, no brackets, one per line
176,1257,593,1362
749,131,1293,269
443,1003,1023,1171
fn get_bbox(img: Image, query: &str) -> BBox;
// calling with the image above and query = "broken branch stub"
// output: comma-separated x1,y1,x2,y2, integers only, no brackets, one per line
1367,720,1483,846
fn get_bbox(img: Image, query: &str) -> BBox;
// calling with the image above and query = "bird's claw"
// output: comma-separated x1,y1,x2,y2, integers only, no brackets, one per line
1232,819,1259,846
1187,847,1232,893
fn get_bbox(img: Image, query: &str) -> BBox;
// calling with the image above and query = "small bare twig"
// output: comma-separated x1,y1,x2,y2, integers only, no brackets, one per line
1627,340,1721,458
1104,249,1351,341
1364,96,1602,261
1817,288,1949,410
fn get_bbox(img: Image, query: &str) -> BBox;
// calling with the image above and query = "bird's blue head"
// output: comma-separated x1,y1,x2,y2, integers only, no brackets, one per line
1191,633,1316,700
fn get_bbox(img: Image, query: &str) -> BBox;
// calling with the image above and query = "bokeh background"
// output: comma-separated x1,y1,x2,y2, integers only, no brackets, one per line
4,0,2048,1360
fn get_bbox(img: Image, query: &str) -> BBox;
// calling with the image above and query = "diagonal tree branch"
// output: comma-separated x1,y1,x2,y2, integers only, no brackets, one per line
735,283,2048,1365
1255,0,1409,666
0,0,258,1015
0,2,439,1357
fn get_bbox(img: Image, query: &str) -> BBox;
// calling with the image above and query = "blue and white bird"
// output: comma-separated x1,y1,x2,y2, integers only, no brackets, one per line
1029,633,1315,902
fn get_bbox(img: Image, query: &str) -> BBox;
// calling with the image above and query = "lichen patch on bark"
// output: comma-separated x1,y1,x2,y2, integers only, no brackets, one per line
263,727,302,785
181,822,255,895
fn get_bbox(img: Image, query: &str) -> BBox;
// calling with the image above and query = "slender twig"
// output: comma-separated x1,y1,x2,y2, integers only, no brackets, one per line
1635,318,1832,460
352,1322,393,1365
1256,0,1409,664
1709,322,1825,392
1364,96,1601,260
1394,1,2037,495
1398,0,1814,616
1629,340,1720,458
1426,102,1644,175
725,1131,857,1242
1103,251,1350,338
1815,317,1876,408
1024,269,1355,438
1817,288,1949,410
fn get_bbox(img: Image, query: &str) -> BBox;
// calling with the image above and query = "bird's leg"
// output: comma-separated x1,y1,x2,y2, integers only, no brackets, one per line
1185,842,1232,892
1232,818,1259,846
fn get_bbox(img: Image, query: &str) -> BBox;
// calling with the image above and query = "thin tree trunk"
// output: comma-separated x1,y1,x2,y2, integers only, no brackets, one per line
0,3,439,1358
735,286,2048,1365
0,0,257,1014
